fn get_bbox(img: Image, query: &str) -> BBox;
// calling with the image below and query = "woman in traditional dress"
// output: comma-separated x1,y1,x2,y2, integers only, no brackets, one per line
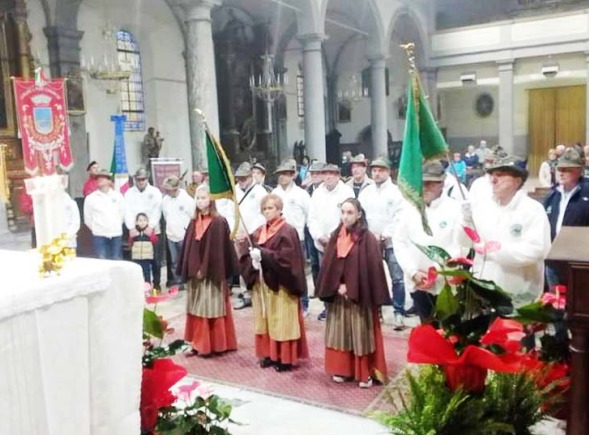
315,197,390,388
238,194,309,372
177,184,239,357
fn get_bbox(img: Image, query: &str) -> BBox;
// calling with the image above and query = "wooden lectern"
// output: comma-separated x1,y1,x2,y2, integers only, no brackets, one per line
546,226,589,435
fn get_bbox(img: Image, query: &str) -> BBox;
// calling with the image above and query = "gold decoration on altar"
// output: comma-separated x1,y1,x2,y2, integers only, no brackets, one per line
0,143,8,203
38,233,76,276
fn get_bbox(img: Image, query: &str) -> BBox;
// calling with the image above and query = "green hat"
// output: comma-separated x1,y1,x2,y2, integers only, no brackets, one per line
350,154,368,166
235,162,253,177
556,147,584,168
370,157,390,170
486,155,528,181
252,163,266,174
274,160,296,174
163,175,181,190
134,168,149,179
322,164,341,173
422,160,446,182
308,161,325,172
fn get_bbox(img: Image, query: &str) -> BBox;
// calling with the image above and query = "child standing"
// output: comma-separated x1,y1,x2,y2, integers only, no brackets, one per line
130,212,159,289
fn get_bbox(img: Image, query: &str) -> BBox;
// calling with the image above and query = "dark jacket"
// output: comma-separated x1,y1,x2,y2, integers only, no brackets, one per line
543,178,589,241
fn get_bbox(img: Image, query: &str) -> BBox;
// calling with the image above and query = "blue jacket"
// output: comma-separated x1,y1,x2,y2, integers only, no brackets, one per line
543,178,589,241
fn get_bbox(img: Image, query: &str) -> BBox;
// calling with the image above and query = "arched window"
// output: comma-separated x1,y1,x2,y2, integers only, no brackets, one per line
116,30,145,131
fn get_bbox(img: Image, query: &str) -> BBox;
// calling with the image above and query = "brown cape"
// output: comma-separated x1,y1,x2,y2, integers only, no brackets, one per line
239,222,307,297
177,215,239,285
315,224,391,309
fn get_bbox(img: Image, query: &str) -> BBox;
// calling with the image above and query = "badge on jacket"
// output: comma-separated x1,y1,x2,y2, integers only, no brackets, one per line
439,220,448,229
546,206,552,214
510,224,523,237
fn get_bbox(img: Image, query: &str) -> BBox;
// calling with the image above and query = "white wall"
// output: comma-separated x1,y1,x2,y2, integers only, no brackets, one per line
77,0,190,175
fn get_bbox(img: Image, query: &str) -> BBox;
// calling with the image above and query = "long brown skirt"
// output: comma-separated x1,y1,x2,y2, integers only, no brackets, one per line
324,309,387,383
184,285,237,355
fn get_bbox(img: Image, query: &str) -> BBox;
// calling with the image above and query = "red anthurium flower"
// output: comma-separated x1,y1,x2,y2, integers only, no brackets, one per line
540,292,566,310
174,380,201,403
474,240,502,255
463,226,481,243
141,358,187,432
554,285,567,295
420,267,438,290
447,257,474,267
480,318,525,354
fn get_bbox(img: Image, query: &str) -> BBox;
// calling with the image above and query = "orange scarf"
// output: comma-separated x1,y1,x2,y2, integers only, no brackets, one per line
258,216,286,245
336,227,355,258
194,213,212,241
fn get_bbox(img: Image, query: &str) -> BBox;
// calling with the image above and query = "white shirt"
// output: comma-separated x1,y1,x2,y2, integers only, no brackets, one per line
84,189,125,238
471,190,551,306
308,180,355,252
64,193,80,248
358,178,404,249
124,184,163,234
556,184,580,235
394,195,468,294
235,183,267,235
469,174,492,207
162,189,195,242
272,183,311,240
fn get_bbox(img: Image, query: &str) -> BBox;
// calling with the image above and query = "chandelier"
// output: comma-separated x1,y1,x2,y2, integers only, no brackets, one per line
80,23,133,93
249,51,287,103
338,73,367,104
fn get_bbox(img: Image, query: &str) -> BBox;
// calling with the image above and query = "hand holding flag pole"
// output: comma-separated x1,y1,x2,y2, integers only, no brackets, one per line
196,108,266,317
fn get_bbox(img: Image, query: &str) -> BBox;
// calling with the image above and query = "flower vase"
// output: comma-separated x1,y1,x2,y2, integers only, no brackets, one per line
443,364,488,393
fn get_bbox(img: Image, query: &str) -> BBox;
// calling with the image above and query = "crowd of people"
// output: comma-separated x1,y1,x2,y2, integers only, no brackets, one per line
36,138,589,388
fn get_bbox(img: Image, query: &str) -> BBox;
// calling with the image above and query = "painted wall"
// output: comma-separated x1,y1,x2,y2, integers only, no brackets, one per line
75,0,190,176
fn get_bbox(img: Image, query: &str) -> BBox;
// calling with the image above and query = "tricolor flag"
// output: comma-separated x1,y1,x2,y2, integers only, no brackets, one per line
110,114,130,194
398,67,448,235
205,128,240,237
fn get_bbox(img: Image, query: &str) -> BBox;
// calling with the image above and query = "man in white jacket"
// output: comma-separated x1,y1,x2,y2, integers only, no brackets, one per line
272,160,311,314
125,168,163,289
466,156,551,307
359,158,406,329
162,175,195,287
346,154,373,198
394,161,468,323
84,170,125,259
233,162,268,310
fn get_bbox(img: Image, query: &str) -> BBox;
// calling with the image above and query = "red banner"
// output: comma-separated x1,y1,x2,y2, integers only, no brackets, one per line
13,70,72,175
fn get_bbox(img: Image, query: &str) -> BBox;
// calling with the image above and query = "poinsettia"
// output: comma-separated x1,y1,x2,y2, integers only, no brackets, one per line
141,359,187,432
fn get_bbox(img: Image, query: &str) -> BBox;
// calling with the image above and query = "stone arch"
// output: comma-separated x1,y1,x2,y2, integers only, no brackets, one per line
386,6,429,65
54,0,83,29
294,0,321,36
321,0,387,58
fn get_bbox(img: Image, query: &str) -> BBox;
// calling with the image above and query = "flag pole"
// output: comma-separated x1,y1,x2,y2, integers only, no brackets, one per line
195,108,266,318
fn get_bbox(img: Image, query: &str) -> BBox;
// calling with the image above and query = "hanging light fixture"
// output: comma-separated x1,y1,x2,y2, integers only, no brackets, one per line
249,51,287,103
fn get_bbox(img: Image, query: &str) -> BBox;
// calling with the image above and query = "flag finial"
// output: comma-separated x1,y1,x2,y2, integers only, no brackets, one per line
400,42,417,72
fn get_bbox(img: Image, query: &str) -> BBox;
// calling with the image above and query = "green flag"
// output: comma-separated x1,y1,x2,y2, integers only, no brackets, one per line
205,129,239,236
398,71,448,235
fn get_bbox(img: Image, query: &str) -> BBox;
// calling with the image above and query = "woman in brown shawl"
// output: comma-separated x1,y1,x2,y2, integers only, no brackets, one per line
238,194,309,372
177,185,239,357
315,197,390,387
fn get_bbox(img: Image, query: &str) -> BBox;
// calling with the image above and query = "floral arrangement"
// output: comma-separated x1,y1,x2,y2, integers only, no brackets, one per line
38,233,75,276
140,286,237,434
377,228,570,434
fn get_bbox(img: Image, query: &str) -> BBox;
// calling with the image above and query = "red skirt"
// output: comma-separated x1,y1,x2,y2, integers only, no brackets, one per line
325,310,387,383
255,305,309,365
184,295,237,355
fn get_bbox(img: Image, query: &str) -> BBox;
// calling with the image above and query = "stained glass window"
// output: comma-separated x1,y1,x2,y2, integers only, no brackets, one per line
116,30,145,131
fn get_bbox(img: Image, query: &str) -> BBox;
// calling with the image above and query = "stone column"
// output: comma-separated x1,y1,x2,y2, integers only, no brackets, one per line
178,0,220,169
497,61,514,154
44,26,88,198
299,33,326,162
369,56,387,158
14,0,32,79
585,52,589,144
